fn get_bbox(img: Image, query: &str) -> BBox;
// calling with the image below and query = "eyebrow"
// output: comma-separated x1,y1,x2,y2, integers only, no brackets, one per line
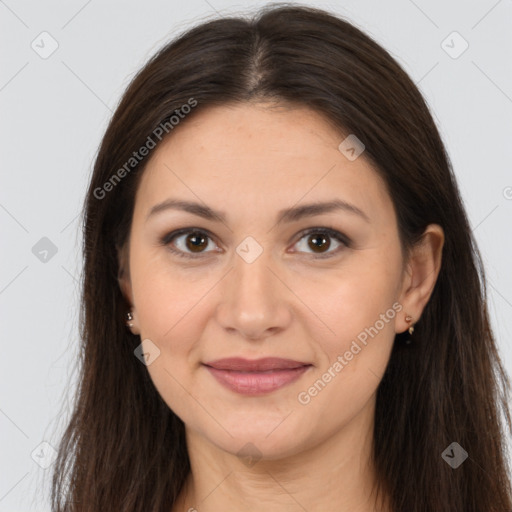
146,198,370,224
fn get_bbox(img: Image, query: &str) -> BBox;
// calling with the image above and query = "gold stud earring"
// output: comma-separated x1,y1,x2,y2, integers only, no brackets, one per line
405,315,415,336
126,310,134,328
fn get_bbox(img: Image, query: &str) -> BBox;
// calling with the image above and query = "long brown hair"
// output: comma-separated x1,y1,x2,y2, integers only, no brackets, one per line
50,5,512,511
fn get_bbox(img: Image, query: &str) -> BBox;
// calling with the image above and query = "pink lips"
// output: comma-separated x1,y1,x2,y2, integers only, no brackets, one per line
203,357,312,395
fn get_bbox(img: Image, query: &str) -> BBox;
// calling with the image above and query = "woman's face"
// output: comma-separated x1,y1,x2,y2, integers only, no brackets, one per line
120,102,416,459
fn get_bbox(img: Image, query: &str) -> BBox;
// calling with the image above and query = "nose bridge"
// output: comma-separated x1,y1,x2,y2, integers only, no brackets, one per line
229,231,274,291
215,239,291,339
231,242,277,311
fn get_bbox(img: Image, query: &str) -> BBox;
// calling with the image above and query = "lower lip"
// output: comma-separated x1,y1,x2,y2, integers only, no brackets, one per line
204,365,311,395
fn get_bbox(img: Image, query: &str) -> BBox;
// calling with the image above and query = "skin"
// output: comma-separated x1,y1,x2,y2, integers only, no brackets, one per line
118,102,444,512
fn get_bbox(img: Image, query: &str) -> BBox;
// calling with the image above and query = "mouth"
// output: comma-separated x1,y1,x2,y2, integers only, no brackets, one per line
202,357,312,395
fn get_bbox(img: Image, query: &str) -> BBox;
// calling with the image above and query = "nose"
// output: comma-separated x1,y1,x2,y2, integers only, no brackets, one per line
215,249,293,341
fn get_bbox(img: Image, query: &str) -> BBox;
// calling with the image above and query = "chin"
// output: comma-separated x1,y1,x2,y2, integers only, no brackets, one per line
198,417,312,462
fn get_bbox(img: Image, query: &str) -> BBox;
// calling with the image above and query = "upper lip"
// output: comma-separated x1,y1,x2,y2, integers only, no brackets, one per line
203,357,311,372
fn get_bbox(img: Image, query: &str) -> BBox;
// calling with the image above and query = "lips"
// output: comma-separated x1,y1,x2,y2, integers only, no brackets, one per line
202,357,312,395
203,357,310,372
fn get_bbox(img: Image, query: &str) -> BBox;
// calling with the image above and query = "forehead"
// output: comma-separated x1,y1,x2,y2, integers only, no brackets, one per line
134,102,394,227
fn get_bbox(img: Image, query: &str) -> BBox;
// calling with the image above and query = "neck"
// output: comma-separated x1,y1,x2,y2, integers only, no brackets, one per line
173,398,391,512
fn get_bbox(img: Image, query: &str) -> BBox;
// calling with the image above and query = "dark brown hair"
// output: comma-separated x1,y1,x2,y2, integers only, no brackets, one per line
50,4,512,511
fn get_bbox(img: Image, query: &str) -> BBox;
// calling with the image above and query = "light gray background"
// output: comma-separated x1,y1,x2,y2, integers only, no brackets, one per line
1,0,511,510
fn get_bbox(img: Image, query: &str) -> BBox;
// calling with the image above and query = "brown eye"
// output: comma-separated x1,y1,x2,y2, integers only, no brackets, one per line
185,232,209,253
307,233,331,253
161,229,218,259
292,228,349,258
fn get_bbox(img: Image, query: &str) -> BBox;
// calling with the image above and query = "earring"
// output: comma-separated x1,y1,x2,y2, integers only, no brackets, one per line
126,310,134,328
405,315,415,336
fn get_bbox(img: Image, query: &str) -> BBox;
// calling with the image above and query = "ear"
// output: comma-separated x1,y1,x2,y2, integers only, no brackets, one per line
117,242,140,336
395,224,444,334
117,242,133,304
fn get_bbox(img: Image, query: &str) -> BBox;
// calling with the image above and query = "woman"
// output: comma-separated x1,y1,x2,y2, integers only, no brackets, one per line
51,5,512,511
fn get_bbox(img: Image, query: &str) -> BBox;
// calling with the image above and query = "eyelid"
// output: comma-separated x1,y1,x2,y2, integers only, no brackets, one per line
160,226,350,259
160,227,220,259
289,227,350,257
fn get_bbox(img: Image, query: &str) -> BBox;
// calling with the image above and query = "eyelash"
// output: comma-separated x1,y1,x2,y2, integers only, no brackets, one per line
159,227,351,260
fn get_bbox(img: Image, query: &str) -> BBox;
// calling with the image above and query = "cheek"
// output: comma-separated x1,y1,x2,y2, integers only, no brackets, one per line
130,261,214,417
292,258,401,410
130,244,216,342
129,252,221,404
297,256,401,352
